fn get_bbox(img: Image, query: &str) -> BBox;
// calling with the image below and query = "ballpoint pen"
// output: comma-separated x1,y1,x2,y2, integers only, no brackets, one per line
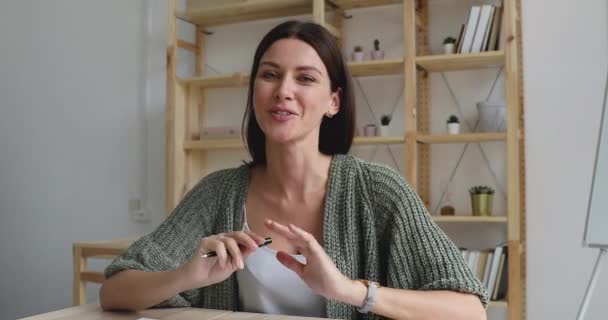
200,237,272,258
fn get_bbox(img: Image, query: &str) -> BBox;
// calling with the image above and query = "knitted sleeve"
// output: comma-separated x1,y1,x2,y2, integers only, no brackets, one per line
369,164,489,307
103,169,230,307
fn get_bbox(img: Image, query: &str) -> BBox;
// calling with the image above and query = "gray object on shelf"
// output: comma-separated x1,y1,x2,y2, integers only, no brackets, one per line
476,101,506,132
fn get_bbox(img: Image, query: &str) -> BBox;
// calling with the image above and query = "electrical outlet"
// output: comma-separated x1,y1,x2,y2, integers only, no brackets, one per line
129,198,150,223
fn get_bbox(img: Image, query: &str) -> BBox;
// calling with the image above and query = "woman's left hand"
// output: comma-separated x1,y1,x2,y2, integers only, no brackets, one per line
264,219,353,301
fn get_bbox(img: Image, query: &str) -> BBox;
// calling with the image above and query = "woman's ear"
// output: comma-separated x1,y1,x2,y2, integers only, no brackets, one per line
328,88,341,116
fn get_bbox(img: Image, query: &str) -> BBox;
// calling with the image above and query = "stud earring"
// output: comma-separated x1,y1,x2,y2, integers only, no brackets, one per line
326,112,333,118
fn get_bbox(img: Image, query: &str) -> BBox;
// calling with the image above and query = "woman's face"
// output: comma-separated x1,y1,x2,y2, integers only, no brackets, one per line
253,38,340,147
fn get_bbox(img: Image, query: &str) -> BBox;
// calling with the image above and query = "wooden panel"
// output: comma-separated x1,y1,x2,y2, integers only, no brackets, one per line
416,51,505,72
180,73,250,89
80,272,105,284
417,0,430,207
504,0,524,318
432,216,507,223
72,246,85,306
331,0,400,9
166,0,179,215
177,39,198,53
416,133,506,144
403,0,418,189
348,59,403,77
178,0,312,26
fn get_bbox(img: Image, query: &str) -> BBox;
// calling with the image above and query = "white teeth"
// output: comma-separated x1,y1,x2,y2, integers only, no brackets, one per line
274,111,291,116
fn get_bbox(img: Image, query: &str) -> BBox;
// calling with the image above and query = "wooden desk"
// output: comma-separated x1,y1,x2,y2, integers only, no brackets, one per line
73,238,137,306
20,304,326,320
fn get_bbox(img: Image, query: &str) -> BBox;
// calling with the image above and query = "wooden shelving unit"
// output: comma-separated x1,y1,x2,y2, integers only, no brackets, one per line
72,1,526,319
412,1,526,320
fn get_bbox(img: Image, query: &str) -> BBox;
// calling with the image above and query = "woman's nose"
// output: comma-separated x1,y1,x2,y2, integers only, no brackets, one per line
275,77,295,101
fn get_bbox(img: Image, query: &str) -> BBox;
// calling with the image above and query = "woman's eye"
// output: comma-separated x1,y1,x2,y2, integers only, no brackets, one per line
299,75,316,83
259,71,278,80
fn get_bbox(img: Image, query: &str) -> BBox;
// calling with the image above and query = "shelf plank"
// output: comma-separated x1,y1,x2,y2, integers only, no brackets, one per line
416,133,506,144
179,73,250,89
178,0,312,27
180,60,404,89
416,51,504,72
354,136,404,145
432,216,507,223
488,300,508,308
184,136,404,151
332,0,402,10
348,59,403,77
180,0,405,27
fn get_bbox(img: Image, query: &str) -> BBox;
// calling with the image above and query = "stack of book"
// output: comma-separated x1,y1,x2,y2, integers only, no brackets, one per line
454,3,505,54
459,244,508,301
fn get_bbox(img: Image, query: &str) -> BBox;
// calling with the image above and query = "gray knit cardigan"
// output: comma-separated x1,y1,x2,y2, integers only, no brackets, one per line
105,154,488,319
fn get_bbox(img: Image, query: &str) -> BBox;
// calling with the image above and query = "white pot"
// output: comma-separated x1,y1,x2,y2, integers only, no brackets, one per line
378,125,389,136
352,52,365,62
443,43,455,54
447,122,460,134
363,124,377,136
371,50,385,60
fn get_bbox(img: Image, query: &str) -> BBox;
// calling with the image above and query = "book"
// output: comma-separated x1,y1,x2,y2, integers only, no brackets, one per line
492,251,506,299
494,249,509,300
486,245,504,296
454,23,465,54
476,250,490,280
459,6,481,53
470,5,494,53
482,252,494,289
487,4,503,51
481,6,496,51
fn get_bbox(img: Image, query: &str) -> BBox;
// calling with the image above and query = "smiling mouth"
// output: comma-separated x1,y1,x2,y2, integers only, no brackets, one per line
271,110,295,116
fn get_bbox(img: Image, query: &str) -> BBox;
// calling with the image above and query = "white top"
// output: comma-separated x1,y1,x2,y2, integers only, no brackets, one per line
236,206,326,317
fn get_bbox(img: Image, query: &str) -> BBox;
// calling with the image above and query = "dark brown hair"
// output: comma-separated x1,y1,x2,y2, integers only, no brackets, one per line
242,20,355,165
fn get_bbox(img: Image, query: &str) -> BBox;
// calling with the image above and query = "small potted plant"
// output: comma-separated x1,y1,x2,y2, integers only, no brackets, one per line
352,45,364,62
443,36,456,54
469,185,495,216
378,114,391,136
371,39,385,60
447,114,460,134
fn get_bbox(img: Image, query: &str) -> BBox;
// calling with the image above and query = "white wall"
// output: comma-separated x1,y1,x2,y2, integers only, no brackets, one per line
524,1,608,319
0,1,163,319
1,0,607,319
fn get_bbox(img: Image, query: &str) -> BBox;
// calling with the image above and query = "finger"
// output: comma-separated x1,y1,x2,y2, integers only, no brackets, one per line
229,231,260,250
222,236,244,269
288,224,320,253
209,239,228,269
276,251,305,277
265,219,298,241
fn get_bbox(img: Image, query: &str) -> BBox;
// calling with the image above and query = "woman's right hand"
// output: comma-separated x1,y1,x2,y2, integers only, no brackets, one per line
177,231,266,290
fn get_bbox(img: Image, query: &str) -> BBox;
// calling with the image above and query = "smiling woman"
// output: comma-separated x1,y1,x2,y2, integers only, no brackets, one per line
100,21,487,320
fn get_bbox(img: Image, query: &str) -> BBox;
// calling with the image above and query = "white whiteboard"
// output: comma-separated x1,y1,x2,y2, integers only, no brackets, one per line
584,80,608,248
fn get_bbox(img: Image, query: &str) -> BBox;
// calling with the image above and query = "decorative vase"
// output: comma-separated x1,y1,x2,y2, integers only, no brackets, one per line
352,52,365,62
371,50,385,60
363,124,377,136
444,43,455,54
447,122,460,134
470,193,493,216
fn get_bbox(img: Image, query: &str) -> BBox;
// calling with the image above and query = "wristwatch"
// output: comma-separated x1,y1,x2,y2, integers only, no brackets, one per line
356,279,381,314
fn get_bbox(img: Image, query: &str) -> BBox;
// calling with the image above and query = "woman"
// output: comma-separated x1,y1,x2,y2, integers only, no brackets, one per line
100,20,487,320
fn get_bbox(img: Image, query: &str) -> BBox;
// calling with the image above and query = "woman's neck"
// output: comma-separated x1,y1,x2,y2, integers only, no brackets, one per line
258,143,332,203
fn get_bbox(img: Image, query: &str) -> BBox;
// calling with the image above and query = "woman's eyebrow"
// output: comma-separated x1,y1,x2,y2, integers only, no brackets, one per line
260,61,323,75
